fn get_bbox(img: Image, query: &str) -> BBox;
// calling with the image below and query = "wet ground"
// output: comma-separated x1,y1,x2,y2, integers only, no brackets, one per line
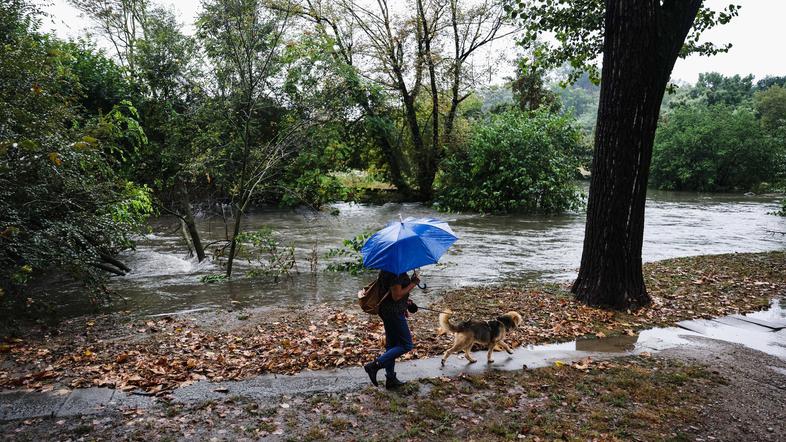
50,190,785,318
3,299,784,422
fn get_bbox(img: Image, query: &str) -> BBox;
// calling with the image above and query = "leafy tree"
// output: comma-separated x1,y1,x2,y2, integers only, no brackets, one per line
652,104,782,191
511,57,561,113
756,76,786,91
58,40,134,116
436,110,583,214
68,0,150,75
552,72,600,134
690,72,754,106
295,0,514,200
505,0,740,309
197,0,301,277
0,0,152,308
755,85,786,131
133,6,209,261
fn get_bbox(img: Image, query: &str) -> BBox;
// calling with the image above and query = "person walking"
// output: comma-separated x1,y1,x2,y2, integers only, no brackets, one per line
363,270,420,389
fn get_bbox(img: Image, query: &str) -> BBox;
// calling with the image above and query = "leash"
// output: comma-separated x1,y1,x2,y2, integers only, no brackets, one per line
415,305,498,315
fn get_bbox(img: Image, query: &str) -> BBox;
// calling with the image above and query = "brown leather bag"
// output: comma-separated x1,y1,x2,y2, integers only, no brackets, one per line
357,277,390,315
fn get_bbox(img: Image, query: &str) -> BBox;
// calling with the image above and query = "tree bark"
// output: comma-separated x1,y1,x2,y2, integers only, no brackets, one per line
177,180,206,262
417,0,440,202
571,0,702,309
225,118,252,278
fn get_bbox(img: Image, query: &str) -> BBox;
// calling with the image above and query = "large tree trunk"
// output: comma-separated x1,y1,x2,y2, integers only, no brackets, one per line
571,0,702,309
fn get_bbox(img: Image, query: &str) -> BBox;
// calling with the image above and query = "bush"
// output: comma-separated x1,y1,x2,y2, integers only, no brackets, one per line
324,232,372,275
277,129,351,209
435,110,584,214
0,1,151,305
652,104,784,192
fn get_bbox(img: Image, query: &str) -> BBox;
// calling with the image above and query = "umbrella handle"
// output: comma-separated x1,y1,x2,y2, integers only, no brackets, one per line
417,282,427,290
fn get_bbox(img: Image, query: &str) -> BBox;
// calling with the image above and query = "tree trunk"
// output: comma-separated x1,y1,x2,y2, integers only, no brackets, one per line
417,0,440,202
178,180,206,262
225,105,253,278
225,200,244,277
571,0,702,309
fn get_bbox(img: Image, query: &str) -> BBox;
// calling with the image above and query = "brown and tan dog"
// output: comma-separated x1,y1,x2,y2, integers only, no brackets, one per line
438,310,523,365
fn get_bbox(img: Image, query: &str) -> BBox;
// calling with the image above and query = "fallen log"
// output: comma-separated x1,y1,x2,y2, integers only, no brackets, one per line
90,262,126,276
99,253,131,272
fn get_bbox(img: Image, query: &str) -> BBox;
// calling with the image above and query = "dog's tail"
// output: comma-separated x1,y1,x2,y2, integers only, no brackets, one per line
438,309,459,334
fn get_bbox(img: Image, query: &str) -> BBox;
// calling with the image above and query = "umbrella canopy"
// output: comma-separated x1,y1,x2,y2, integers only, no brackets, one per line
361,217,458,275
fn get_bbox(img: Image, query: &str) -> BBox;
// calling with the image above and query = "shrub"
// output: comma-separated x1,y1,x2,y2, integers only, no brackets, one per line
435,110,584,214
324,232,372,275
652,104,784,192
0,2,152,307
233,227,296,281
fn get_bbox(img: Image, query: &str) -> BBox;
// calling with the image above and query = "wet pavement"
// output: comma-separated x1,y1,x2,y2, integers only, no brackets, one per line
2,300,785,422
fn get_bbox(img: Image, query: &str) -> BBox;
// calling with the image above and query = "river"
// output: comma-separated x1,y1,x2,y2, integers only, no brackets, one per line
59,190,785,317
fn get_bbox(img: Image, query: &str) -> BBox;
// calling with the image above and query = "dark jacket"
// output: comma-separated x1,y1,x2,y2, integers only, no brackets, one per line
378,271,410,316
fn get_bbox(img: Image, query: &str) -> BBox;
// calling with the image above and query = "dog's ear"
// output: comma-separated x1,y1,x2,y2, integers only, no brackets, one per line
508,311,523,327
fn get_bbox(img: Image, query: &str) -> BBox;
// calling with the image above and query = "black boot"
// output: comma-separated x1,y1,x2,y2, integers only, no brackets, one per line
385,373,406,389
364,360,382,386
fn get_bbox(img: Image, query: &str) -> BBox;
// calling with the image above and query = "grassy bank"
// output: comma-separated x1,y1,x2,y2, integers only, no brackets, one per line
0,252,783,394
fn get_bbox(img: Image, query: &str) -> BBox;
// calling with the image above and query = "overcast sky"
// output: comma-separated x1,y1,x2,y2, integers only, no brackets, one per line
39,0,786,85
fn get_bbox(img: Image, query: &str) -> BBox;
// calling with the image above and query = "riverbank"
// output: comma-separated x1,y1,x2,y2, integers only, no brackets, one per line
1,252,783,395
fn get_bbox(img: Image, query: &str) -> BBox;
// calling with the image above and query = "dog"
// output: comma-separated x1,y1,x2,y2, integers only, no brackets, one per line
438,310,523,365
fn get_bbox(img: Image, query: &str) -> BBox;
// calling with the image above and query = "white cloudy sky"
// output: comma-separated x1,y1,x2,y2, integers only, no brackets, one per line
38,0,786,84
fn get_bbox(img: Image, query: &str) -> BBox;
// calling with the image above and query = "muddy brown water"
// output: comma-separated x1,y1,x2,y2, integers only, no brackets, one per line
52,189,785,317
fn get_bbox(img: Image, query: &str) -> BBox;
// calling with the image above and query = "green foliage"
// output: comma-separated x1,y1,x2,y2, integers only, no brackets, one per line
436,110,584,214
324,232,372,275
755,85,786,131
0,0,151,301
279,166,348,209
690,72,754,107
234,227,296,281
200,274,228,284
652,104,784,192
58,39,134,116
756,76,786,91
278,125,353,208
504,1,740,84
552,72,600,134
511,55,561,113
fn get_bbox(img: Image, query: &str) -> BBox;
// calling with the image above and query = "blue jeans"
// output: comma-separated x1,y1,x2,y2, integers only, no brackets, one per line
377,312,413,377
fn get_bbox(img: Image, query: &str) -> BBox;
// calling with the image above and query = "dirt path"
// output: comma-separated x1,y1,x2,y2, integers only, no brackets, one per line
663,337,786,441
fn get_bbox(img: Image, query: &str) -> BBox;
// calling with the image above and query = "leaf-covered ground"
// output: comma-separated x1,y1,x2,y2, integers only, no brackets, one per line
2,355,727,441
0,251,783,395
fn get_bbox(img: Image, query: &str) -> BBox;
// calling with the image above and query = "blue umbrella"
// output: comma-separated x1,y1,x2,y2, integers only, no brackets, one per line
361,217,458,274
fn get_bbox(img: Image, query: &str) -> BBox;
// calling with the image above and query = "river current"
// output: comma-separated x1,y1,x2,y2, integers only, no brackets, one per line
57,190,786,317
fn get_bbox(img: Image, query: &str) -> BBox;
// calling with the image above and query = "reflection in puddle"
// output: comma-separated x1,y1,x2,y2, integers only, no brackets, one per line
414,300,786,379
575,334,639,352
